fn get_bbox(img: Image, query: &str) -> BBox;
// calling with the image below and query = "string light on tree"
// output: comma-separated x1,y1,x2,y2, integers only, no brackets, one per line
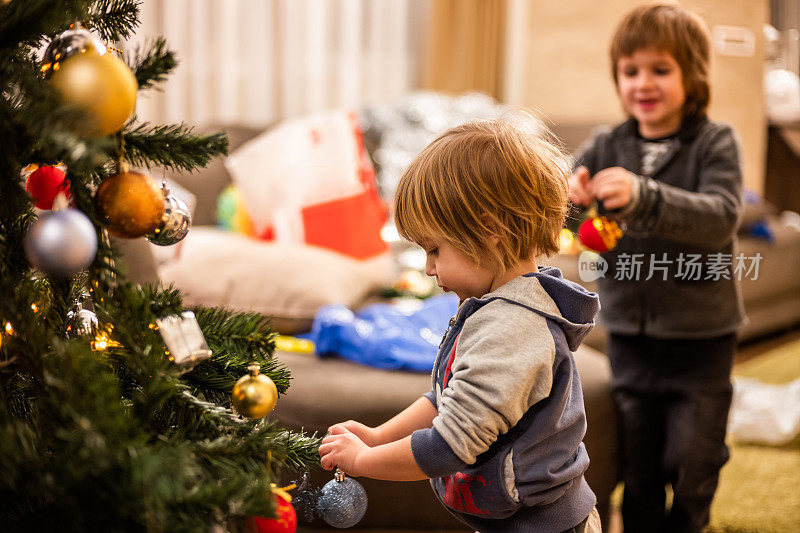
91,326,120,351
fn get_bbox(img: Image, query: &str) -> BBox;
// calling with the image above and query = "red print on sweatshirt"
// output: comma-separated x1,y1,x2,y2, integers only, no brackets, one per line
442,473,490,516
439,336,490,516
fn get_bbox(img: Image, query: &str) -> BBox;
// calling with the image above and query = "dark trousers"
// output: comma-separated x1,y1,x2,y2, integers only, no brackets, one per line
608,333,736,533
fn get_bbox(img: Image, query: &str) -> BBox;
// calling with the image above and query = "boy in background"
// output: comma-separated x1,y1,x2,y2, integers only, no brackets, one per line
569,2,744,531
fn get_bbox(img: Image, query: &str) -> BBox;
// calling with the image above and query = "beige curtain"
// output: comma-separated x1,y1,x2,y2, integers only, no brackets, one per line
130,0,428,128
422,0,507,99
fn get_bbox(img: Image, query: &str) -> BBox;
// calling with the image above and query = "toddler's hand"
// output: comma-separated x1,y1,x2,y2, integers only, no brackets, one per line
330,420,381,446
568,166,593,207
319,425,370,477
592,167,636,210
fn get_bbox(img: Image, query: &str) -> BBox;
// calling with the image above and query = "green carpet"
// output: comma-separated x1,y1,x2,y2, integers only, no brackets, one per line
706,338,800,533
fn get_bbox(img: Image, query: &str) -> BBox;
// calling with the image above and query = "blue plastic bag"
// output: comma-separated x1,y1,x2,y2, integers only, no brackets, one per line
307,294,459,372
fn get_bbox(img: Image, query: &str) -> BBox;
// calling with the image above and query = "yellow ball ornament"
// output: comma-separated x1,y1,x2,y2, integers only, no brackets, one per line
231,364,278,419
95,169,165,238
49,48,137,137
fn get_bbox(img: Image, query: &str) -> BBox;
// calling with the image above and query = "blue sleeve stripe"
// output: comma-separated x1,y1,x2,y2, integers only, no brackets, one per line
410,426,469,478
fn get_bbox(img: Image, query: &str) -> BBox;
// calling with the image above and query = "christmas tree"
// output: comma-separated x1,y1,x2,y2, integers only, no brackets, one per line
0,1,320,531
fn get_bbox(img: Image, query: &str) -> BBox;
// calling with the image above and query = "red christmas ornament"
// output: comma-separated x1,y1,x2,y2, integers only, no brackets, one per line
26,165,70,210
248,485,297,533
578,215,624,252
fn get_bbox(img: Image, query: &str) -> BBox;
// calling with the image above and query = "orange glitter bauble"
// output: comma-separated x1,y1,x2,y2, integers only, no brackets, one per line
95,171,164,238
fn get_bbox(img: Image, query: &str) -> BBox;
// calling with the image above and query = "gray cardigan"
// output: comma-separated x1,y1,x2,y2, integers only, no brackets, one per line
410,268,598,533
574,115,745,338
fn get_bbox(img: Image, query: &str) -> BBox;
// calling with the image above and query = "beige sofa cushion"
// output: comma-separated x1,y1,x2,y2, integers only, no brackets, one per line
158,227,393,333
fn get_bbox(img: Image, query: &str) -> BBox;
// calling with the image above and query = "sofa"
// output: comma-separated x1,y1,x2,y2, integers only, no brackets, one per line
137,120,800,347
114,117,800,531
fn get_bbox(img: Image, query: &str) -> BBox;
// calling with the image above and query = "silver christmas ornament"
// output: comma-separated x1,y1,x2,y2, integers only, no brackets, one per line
41,22,106,79
24,208,97,277
66,294,98,337
66,308,99,337
145,183,191,246
317,469,368,528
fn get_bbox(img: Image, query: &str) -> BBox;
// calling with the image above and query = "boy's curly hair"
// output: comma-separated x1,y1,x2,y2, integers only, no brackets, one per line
610,1,712,118
394,116,569,269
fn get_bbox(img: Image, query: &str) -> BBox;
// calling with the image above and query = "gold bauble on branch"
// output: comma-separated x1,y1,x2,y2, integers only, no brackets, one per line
231,363,278,419
95,169,165,238
49,48,137,137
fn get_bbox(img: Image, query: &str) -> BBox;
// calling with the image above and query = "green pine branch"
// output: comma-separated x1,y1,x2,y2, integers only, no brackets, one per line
176,388,321,474
121,122,229,173
0,0,92,52
129,37,177,91
85,0,140,43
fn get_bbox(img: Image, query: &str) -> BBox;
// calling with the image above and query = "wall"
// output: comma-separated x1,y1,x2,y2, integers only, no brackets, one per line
503,0,769,193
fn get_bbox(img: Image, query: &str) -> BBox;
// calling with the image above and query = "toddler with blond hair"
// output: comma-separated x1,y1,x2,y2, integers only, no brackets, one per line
320,117,602,533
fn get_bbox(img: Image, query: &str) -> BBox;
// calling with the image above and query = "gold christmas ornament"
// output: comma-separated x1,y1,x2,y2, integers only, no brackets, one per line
231,363,278,419
49,47,137,136
95,169,165,238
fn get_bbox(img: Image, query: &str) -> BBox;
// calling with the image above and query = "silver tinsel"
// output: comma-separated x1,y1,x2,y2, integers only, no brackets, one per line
24,208,98,277
146,193,191,246
359,92,510,203
317,471,368,528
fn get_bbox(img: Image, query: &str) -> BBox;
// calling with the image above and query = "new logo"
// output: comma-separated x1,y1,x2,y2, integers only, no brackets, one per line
578,251,608,282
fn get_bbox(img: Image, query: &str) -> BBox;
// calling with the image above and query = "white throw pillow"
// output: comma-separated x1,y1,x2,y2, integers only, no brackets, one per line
158,227,394,334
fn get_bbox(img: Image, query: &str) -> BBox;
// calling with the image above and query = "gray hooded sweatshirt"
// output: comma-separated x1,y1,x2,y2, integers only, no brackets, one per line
410,267,599,533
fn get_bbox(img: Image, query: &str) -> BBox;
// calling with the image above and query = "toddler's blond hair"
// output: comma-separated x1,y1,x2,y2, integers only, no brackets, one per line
394,117,569,269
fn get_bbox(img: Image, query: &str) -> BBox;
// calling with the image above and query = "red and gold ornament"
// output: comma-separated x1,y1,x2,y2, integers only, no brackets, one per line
25,165,71,209
578,215,624,252
248,484,297,533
